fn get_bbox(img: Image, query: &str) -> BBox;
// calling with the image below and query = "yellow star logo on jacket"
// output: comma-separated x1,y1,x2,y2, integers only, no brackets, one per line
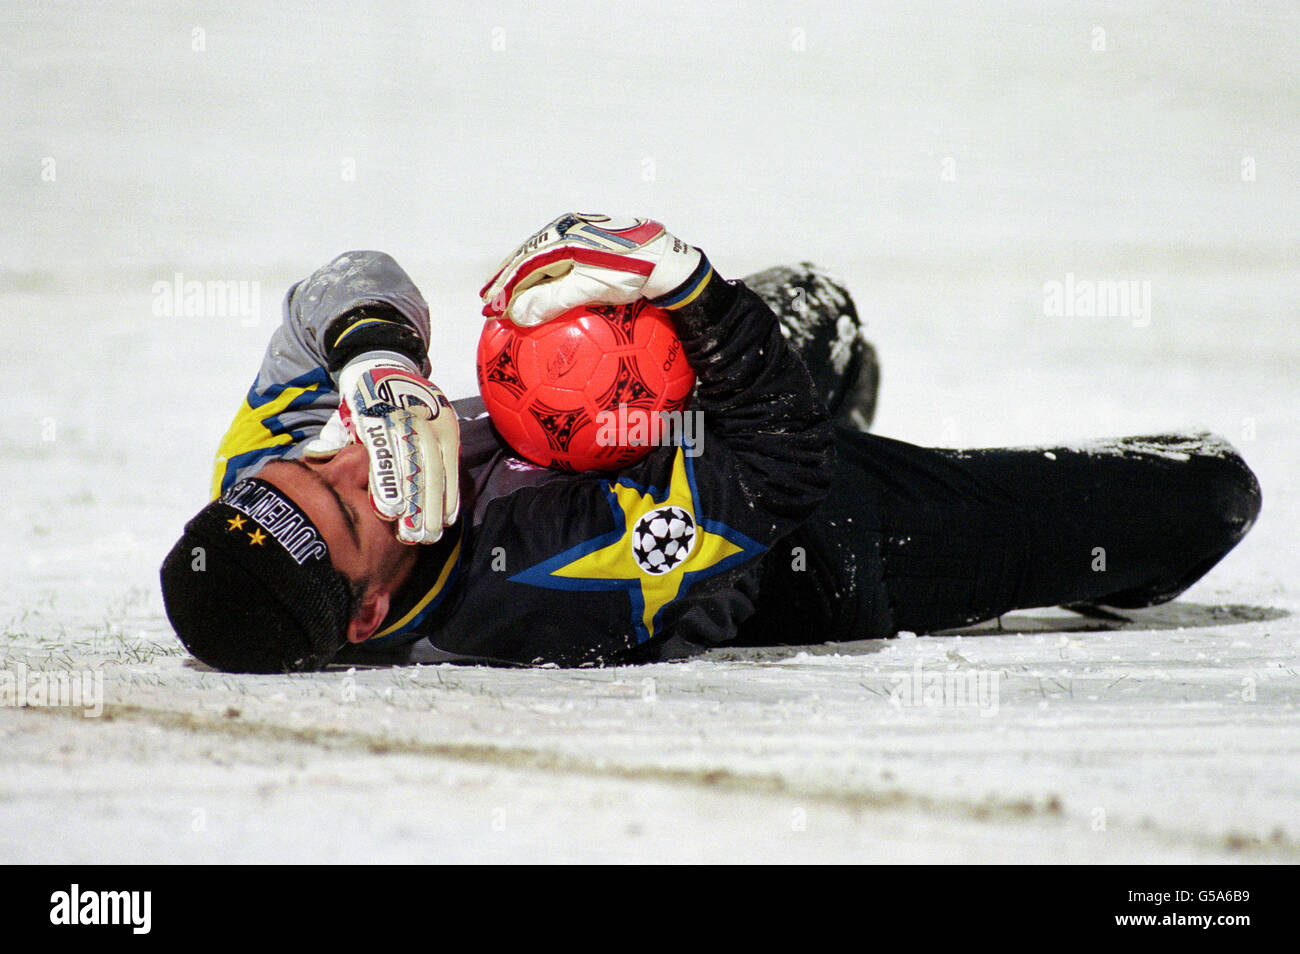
510,447,766,644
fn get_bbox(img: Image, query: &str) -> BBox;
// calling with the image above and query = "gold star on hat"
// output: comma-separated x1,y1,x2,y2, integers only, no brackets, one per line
247,528,267,546
226,514,246,531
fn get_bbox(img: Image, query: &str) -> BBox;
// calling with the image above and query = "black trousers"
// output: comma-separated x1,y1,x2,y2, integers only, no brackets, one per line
740,428,1261,643
736,267,1262,643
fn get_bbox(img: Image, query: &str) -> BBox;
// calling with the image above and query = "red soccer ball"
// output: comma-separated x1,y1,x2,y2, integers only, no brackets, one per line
476,300,696,472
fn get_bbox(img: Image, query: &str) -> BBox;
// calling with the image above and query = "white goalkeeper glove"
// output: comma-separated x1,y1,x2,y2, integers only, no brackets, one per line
303,356,460,544
479,212,703,326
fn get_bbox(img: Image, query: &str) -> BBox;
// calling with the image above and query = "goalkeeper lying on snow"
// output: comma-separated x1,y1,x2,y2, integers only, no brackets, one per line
161,214,1261,673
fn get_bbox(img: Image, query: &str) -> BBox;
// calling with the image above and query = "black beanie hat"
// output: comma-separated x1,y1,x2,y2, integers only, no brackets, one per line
160,478,356,673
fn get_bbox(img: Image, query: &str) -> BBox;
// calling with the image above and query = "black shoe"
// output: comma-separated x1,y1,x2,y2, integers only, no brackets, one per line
1080,433,1262,608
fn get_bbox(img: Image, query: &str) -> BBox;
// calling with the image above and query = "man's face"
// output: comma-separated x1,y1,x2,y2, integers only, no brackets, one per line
259,444,418,594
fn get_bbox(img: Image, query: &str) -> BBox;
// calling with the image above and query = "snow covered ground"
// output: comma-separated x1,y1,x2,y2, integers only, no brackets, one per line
2,1,1297,863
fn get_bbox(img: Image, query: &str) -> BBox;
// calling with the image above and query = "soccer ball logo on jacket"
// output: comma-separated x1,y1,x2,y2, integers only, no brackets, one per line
632,505,697,575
